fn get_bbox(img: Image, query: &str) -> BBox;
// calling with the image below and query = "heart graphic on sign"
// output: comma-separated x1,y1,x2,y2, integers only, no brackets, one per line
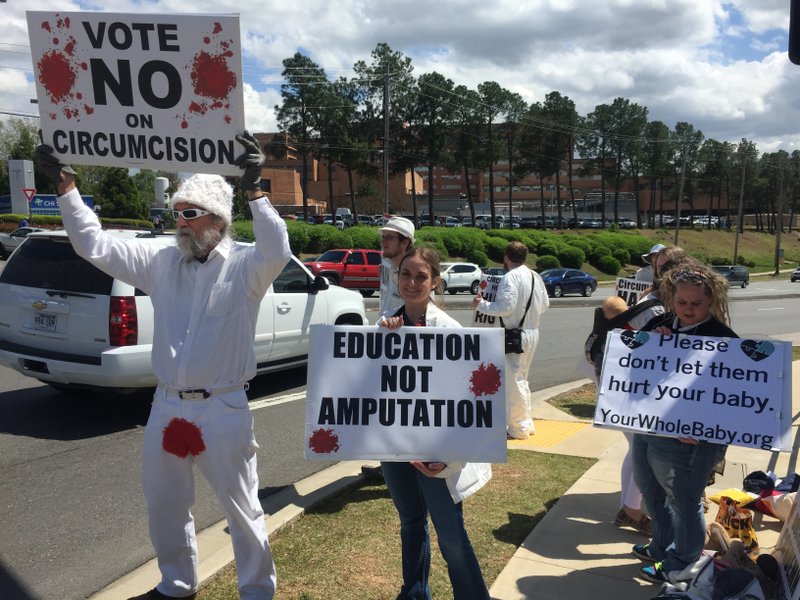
620,330,649,349
740,339,775,362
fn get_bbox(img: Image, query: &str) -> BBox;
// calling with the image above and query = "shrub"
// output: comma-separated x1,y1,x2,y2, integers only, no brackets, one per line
558,246,585,269
596,254,622,275
612,248,630,265
536,255,560,270
349,227,380,250
537,242,560,257
285,221,311,255
486,237,508,263
465,248,489,266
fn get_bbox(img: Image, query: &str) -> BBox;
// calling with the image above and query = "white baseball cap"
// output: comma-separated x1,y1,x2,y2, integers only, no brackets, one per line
381,217,415,242
641,243,667,264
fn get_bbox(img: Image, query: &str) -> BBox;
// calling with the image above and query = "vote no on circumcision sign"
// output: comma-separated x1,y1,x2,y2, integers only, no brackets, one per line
304,325,508,463
27,12,244,175
595,330,792,451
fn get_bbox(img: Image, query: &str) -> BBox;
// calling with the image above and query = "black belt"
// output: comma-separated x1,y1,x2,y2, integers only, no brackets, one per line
163,383,248,400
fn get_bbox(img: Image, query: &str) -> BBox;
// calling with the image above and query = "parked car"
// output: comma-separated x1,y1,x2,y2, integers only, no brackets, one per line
539,268,598,298
0,230,367,393
616,218,637,229
356,215,374,226
711,265,750,288
439,262,482,295
481,267,506,277
792,267,800,283
322,215,346,230
443,217,462,227
0,226,45,258
305,248,382,296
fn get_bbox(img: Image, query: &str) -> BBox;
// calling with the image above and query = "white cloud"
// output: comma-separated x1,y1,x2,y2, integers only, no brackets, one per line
4,0,799,155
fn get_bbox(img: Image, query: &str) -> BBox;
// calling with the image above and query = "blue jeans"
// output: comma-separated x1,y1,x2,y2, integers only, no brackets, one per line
381,462,489,600
632,434,726,573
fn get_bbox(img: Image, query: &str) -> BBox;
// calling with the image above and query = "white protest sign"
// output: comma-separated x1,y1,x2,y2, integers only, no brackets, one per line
615,277,651,306
595,330,792,451
304,325,507,463
472,274,502,326
28,12,244,175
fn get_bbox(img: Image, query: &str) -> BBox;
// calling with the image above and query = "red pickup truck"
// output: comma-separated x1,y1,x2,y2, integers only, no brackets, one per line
306,249,382,296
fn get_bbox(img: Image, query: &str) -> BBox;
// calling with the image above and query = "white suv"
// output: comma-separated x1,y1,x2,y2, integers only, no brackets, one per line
0,229,366,393
439,262,482,295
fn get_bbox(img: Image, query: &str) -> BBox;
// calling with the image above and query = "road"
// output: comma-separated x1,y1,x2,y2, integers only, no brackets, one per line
0,285,799,600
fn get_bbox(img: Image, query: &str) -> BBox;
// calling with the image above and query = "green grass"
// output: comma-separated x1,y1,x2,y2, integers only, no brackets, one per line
546,383,598,420
197,450,595,600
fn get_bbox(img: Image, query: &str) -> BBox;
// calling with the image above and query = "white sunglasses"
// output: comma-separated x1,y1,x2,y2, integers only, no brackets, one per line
172,208,210,220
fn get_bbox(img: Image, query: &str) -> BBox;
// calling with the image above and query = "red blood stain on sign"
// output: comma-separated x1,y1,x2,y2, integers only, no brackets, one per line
308,428,340,454
480,280,487,290
469,362,502,397
38,50,77,102
41,21,51,33
212,22,222,35
191,51,237,100
162,418,207,458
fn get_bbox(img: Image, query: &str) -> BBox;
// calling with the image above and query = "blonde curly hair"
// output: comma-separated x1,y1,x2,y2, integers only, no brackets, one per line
659,263,731,326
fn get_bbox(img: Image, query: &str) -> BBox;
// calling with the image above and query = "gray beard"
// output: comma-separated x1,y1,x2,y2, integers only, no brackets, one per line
176,226,226,260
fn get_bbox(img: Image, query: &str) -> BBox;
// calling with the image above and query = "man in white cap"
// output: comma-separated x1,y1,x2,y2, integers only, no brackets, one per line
635,243,667,282
361,216,416,482
35,132,291,600
378,216,415,318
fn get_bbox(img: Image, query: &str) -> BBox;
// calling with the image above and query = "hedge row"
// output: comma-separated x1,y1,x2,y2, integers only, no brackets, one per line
279,222,664,276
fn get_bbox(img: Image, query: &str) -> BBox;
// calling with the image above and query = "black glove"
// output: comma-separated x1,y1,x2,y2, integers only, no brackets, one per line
35,144,77,185
233,130,264,191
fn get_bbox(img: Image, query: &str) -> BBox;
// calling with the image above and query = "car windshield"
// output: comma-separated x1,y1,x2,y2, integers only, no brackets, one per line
316,250,347,262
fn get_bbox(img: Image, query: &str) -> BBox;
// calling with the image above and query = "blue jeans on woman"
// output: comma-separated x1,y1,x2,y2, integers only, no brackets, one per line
381,462,490,600
632,433,726,574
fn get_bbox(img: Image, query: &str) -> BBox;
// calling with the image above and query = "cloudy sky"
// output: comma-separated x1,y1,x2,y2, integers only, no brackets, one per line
3,0,799,155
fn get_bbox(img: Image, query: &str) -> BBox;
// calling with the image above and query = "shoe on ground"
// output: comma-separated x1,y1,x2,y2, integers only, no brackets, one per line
361,465,384,481
640,561,667,583
615,508,653,537
128,587,196,600
632,543,657,562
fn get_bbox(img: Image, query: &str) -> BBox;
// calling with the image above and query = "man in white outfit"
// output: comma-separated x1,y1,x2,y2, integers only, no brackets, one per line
35,132,292,600
378,216,415,318
472,242,549,439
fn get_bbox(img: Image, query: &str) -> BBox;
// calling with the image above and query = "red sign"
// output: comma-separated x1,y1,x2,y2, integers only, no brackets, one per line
22,188,36,202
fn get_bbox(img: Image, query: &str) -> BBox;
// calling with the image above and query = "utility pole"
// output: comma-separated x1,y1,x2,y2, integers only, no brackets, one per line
733,157,747,264
383,66,390,214
673,143,688,245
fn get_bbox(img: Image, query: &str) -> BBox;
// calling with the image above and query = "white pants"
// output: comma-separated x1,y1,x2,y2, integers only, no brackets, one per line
620,431,643,510
506,328,539,439
142,387,276,599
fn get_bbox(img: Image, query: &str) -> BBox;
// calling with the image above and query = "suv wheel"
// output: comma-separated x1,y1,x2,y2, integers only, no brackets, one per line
361,290,375,297
438,280,447,294
323,273,339,285
470,280,479,295
741,281,747,288
582,284,593,297
553,284,563,298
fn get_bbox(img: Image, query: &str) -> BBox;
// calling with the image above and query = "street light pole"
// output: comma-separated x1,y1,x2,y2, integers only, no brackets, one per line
382,67,390,214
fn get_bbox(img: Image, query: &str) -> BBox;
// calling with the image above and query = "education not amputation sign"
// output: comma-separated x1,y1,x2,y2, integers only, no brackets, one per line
27,12,244,175
595,330,792,451
304,325,508,463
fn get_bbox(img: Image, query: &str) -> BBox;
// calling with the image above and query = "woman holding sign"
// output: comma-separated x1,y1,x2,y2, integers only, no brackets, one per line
632,265,737,584
377,247,492,600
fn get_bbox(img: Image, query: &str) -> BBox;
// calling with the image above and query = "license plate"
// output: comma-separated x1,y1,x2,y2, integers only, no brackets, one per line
34,313,57,332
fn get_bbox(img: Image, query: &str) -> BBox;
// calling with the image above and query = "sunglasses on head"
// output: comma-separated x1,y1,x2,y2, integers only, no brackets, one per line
172,208,210,220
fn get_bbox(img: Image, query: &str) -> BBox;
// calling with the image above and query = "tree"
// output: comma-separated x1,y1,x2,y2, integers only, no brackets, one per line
605,97,648,223
670,122,704,243
477,81,511,227
451,85,483,224
276,52,329,221
641,120,672,227
498,92,528,224
577,103,614,223
410,72,455,222
541,91,579,227
96,168,146,218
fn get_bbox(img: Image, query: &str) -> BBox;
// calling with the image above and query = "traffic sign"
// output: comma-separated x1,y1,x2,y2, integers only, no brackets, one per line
22,188,36,202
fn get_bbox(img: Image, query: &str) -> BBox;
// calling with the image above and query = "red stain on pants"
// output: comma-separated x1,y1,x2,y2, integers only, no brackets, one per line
162,418,206,458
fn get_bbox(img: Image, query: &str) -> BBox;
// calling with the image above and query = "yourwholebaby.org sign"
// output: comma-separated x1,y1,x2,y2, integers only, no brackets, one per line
304,325,508,463
595,330,792,451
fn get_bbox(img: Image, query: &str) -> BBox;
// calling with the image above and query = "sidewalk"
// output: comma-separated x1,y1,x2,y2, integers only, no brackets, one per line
93,335,800,600
490,333,800,600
